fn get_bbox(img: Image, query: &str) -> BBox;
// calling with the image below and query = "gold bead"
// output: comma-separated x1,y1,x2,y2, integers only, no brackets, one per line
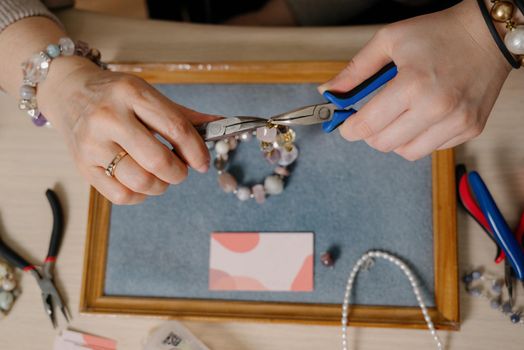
491,1,514,22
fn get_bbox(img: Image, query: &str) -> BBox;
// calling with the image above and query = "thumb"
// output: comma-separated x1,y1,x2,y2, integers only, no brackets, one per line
318,29,392,94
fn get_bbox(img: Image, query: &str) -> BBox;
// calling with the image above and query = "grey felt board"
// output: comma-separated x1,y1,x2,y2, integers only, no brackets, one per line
105,83,434,307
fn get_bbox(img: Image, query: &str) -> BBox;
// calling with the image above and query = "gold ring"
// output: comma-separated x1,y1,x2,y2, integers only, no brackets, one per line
105,151,128,177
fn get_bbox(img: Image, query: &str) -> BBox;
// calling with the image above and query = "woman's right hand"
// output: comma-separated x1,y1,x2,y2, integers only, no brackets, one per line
38,56,218,204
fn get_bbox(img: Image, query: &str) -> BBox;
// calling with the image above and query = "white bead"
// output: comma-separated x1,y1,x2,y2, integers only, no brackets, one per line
505,26,524,55
236,187,251,201
1,278,16,292
278,145,299,166
215,140,230,155
264,175,284,195
59,37,75,56
0,291,14,311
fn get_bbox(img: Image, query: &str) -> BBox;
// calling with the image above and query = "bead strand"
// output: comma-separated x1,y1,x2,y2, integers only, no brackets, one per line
462,269,524,324
489,0,524,66
19,37,106,127
210,124,298,204
341,250,442,350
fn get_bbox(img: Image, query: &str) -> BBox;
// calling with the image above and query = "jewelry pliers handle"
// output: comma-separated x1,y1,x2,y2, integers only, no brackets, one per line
321,62,398,132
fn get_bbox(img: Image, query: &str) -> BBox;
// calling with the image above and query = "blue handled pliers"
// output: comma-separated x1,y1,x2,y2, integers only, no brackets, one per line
468,171,524,285
269,62,398,132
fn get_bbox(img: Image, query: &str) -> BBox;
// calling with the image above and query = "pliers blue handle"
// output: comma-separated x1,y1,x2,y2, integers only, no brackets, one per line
468,171,524,280
321,62,398,132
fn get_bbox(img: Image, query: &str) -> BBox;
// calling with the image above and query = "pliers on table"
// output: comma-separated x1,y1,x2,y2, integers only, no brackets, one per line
456,165,524,306
0,189,70,328
268,62,398,131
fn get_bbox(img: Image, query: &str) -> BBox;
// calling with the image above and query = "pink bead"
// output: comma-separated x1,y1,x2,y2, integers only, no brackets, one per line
228,137,238,150
256,127,277,143
264,149,281,164
252,184,266,204
274,166,290,177
218,172,237,193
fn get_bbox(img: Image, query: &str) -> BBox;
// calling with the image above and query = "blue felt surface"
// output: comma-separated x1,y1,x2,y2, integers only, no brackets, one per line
105,84,434,307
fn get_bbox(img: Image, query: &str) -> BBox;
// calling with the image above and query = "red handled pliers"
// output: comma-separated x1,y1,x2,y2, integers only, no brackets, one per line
456,164,524,306
0,189,70,328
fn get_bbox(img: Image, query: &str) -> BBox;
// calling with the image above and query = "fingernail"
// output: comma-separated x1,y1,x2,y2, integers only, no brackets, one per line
196,162,210,173
317,84,329,94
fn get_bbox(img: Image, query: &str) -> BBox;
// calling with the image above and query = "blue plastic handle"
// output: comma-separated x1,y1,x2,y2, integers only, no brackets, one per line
321,62,398,132
468,171,524,280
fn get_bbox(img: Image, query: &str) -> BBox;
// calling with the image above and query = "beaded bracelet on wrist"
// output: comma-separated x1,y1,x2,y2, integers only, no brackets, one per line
209,124,298,204
19,37,106,127
478,0,524,68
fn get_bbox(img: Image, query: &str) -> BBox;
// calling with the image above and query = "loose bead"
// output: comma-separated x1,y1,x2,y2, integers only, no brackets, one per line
58,37,75,56
320,252,334,267
264,175,284,195
46,44,61,58
236,187,251,201
218,172,237,193
252,184,266,204
490,1,514,22
19,85,36,100
510,313,521,323
504,26,524,54
0,291,14,311
215,140,230,155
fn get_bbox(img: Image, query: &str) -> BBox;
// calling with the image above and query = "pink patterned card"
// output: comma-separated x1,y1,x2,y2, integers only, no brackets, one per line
209,232,314,292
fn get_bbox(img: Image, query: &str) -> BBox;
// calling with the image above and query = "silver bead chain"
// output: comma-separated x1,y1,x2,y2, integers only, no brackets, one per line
341,250,442,350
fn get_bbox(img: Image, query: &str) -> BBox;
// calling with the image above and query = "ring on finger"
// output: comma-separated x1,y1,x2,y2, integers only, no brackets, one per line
105,151,129,177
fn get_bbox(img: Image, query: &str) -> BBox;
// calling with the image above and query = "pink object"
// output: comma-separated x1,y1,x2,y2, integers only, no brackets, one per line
252,184,266,204
54,330,116,350
209,232,314,292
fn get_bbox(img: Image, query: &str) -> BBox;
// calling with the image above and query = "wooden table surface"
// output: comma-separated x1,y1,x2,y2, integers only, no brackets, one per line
0,9,523,350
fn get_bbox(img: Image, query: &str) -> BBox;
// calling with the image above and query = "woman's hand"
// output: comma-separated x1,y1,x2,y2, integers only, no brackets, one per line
319,0,511,161
38,57,217,204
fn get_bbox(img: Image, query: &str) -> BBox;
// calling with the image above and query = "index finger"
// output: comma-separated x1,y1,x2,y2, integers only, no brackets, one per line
338,74,409,141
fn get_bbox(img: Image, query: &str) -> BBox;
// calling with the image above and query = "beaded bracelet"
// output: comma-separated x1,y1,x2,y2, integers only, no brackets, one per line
477,0,524,68
19,37,106,127
463,269,523,324
209,124,298,204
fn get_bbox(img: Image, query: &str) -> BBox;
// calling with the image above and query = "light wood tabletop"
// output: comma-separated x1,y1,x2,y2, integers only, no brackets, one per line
0,9,523,350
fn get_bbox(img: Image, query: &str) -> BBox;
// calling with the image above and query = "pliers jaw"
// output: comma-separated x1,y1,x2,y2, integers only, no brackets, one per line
269,103,335,126
198,117,268,141
32,266,71,328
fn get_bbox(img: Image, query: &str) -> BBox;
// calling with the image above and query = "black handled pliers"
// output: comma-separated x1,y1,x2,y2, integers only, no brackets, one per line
0,189,70,328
